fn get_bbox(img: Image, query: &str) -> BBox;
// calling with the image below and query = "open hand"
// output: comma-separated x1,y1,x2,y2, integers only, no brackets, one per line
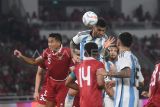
104,36,115,48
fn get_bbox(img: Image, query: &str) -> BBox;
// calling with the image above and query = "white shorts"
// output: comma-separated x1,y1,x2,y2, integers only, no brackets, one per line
103,95,114,107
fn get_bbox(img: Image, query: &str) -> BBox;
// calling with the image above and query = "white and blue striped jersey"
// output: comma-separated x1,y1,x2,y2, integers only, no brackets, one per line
114,51,140,107
103,60,116,107
72,30,107,61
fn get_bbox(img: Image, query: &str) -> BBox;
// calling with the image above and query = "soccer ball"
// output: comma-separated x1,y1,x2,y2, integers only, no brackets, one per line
82,11,98,26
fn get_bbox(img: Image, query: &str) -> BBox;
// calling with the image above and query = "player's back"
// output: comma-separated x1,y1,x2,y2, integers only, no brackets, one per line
74,57,104,107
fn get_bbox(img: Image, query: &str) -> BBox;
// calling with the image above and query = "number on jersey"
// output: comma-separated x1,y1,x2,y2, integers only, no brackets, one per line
79,66,91,87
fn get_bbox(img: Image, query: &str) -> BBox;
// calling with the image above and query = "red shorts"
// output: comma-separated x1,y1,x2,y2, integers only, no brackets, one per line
46,77,68,106
38,85,47,105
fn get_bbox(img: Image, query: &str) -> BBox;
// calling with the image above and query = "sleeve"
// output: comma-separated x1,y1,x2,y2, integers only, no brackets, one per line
118,57,132,71
70,72,76,80
137,64,144,82
40,49,48,60
138,71,144,82
72,33,81,45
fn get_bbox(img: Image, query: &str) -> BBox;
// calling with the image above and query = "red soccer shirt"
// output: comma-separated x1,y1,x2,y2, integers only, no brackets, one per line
147,64,160,106
39,61,48,85
74,57,104,107
41,46,72,80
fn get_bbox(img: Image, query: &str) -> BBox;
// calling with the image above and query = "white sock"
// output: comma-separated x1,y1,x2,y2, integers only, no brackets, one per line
64,94,75,107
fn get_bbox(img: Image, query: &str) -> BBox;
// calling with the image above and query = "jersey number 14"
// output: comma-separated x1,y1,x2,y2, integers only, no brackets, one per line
79,66,91,87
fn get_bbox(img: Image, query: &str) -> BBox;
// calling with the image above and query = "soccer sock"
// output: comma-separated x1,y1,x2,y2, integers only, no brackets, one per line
64,93,75,107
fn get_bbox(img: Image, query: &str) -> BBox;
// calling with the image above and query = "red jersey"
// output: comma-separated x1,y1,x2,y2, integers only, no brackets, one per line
39,61,48,85
41,47,72,80
74,57,104,107
146,64,160,106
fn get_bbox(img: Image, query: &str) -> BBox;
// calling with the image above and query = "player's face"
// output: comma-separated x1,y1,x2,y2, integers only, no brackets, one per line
109,47,118,60
93,26,106,38
48,37,61,50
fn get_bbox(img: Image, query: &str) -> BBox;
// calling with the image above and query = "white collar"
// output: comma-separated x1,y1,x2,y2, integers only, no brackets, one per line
52,45,63,55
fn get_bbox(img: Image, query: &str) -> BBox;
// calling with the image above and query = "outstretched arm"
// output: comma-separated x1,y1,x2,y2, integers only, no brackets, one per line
108,67,131,78
14,49,44,65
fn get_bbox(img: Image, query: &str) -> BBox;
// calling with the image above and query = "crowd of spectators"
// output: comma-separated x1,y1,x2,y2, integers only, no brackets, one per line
37,4,159,24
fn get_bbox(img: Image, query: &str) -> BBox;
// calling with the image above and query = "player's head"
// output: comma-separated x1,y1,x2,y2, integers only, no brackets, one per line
108,44,118,60
92,17,107,38
117,32,133,48
48,33,62,50
84,42,98,58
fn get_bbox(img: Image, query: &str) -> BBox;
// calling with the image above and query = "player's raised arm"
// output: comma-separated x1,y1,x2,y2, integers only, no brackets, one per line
97,66,131,78
14,49,43,65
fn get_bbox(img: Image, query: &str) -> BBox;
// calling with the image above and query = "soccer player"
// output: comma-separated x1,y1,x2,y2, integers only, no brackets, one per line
14,33,72,107
141,63,160,107
65,18,115,107
34,62,48,107
65,42,106,107
103,44,118,107
70,17,115,62
100,32,142,107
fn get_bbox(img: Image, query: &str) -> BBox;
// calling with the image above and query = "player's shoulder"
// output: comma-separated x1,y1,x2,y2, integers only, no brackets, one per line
62,47,71,56
77,30,91,37
42,48,51,54
103,34,108,39
43,48,50,51
92,59,104,66
119,51,133,58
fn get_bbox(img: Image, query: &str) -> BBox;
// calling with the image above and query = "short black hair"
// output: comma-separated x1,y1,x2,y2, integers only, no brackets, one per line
118,32,133,47
49,33,62,43
96,17,106,28
84,42,98,56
